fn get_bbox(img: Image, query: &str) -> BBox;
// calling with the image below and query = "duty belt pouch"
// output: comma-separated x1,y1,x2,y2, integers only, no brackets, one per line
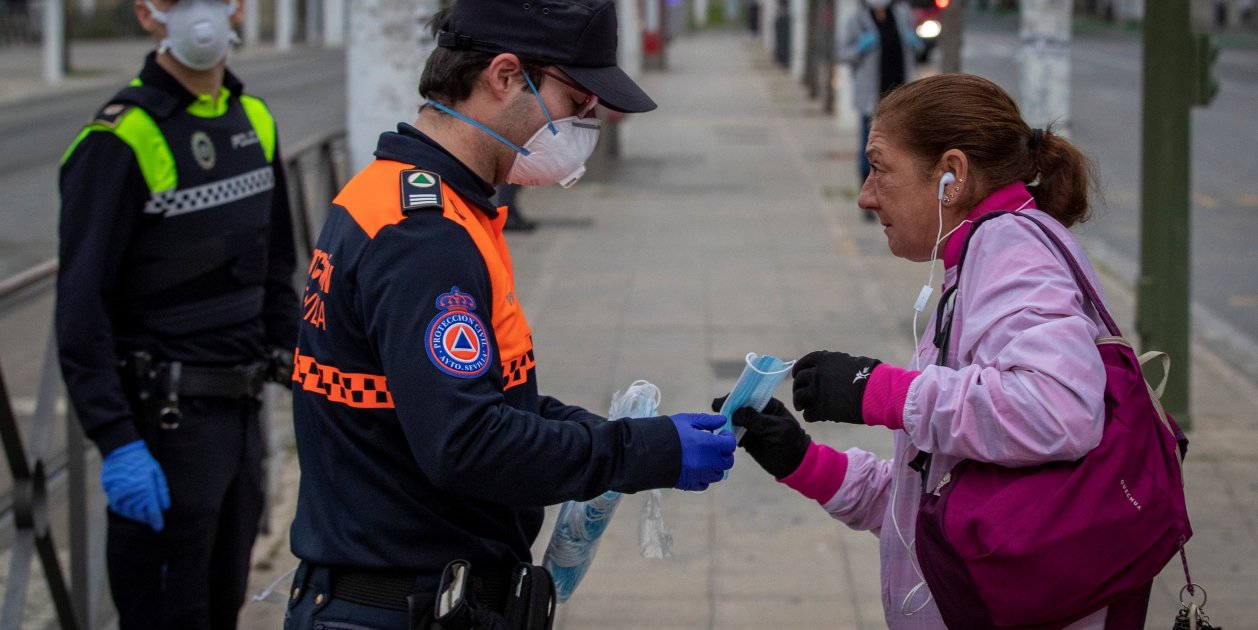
432,560,509,630
503,563,556,630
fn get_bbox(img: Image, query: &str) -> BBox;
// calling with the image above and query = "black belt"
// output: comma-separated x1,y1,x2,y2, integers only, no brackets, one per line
330,567,510,614
122,353,269,400
158,362,267,399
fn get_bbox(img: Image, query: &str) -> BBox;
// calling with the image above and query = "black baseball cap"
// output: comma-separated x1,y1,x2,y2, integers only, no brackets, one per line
435,0,657,113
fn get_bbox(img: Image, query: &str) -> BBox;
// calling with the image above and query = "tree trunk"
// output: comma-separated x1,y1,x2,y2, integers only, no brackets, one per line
1019,0,1072,133
347,0,439,171
940,0,967,73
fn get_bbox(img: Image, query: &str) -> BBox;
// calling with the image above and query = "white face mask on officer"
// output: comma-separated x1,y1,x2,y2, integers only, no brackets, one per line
504,71,601,188
145,0,240,71
427,70,602,189
506,114,602,188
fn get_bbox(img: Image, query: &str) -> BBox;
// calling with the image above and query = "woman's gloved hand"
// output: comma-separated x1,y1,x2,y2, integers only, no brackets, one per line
100,440,171,531
712,396,811,479
791,350,881,424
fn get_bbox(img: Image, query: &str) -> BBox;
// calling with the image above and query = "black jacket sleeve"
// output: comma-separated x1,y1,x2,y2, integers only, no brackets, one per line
359,215,681,506
537,395,608,424
262,134,300,350
56,131,144,456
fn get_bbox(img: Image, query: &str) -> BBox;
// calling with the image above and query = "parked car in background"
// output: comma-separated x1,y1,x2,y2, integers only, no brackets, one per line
910,0,946,63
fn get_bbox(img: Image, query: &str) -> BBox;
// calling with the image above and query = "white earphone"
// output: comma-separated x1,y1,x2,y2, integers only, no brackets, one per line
894,169,965,618
937,171,956,201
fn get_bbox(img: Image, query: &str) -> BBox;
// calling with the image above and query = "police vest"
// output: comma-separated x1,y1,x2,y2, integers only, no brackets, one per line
62,81,279,336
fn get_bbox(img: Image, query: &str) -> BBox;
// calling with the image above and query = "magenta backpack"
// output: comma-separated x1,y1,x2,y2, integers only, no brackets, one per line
915,212,1192,629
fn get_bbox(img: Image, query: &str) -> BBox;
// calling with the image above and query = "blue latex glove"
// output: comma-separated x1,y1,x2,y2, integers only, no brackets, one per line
857,30,878,54
100,440,171,532
669,413,736,491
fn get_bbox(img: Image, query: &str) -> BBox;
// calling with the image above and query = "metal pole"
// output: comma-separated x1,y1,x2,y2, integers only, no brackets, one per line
68,409,92,630
323,0,345,47
43,0,65,83
1138,0,1192,426
276,0,295,51
244,0,261,48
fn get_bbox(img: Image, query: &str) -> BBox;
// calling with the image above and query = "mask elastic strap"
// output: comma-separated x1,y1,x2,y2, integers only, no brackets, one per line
144,0,168,23
426,101,531,156
521,71,558,135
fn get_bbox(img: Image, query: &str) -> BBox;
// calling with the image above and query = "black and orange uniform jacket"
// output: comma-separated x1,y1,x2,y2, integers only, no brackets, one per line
57,53,299,456
288,124,681,587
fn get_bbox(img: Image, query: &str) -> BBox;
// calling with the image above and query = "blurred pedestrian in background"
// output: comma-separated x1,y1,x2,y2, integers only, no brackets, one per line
727,74,1153,628
838,0,922,221
56,0,299,627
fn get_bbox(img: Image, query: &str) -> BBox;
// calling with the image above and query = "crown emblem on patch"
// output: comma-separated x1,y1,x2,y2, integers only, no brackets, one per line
436,287,477,311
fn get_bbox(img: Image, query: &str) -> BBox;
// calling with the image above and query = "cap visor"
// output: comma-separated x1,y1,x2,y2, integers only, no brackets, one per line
557,64,657,114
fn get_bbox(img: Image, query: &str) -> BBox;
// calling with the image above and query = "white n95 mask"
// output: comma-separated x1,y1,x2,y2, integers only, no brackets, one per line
146,0,240,71
506,117,603,189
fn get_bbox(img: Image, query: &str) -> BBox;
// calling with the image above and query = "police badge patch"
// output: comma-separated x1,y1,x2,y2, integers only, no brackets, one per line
191,131,216,170
400,169,443,210
425,286,491,378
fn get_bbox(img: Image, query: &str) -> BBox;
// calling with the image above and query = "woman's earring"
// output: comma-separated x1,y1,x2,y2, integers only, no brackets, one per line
942,193,954,204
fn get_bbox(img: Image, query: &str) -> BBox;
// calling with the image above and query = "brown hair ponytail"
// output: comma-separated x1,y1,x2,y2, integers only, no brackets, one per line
1028,125,1096,226
874,74,1099,227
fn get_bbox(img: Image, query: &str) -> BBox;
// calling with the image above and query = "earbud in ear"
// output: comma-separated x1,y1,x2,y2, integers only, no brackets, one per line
937,172,956,200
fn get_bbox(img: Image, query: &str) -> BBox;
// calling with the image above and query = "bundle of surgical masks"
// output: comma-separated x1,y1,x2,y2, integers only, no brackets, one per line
543,380,671,603
717,353,796,444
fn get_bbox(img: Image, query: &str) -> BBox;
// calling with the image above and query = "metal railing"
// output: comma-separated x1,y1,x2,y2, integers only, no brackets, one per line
0,129,348,630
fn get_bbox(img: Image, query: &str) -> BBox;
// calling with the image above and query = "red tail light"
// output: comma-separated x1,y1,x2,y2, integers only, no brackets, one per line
936,0,949,8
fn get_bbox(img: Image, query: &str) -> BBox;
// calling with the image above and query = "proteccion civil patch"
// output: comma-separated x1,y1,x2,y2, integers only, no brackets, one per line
425,286,492,378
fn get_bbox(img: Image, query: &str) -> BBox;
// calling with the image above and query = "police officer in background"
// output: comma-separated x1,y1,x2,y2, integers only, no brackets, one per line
284,0,735,628
56,1,299,627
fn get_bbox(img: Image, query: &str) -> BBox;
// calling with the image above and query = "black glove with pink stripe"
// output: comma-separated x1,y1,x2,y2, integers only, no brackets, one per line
791,350,881,424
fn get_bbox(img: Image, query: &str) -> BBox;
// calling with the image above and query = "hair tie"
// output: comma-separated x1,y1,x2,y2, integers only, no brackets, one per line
1029,128,1044,150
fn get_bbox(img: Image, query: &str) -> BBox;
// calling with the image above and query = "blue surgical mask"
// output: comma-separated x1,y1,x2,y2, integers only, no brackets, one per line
718,353,796,441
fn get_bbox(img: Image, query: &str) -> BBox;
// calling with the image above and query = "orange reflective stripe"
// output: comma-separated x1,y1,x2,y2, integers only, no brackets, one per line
440,188,535,391
293,348,395,409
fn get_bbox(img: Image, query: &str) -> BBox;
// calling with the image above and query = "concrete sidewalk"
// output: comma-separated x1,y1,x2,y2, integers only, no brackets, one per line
234,29,1258,628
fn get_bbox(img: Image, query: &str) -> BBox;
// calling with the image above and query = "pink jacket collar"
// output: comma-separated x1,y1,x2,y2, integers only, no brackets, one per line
941,181,1037,269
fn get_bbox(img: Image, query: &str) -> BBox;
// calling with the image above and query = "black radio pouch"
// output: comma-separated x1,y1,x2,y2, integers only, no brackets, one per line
503,563,556,630
432,560,555,630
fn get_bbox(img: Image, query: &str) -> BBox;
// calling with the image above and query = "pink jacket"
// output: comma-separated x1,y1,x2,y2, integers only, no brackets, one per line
783,183,1110,628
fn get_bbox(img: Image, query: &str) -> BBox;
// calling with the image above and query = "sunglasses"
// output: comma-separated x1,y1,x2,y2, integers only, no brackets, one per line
539,68,599,118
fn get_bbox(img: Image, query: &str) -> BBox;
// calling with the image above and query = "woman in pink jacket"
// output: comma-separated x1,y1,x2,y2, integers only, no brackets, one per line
728,74,1151,628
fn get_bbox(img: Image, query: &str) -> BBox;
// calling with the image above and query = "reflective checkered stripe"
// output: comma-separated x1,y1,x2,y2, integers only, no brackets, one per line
143,166,274,216
503,349,536,390
292,348,395,409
